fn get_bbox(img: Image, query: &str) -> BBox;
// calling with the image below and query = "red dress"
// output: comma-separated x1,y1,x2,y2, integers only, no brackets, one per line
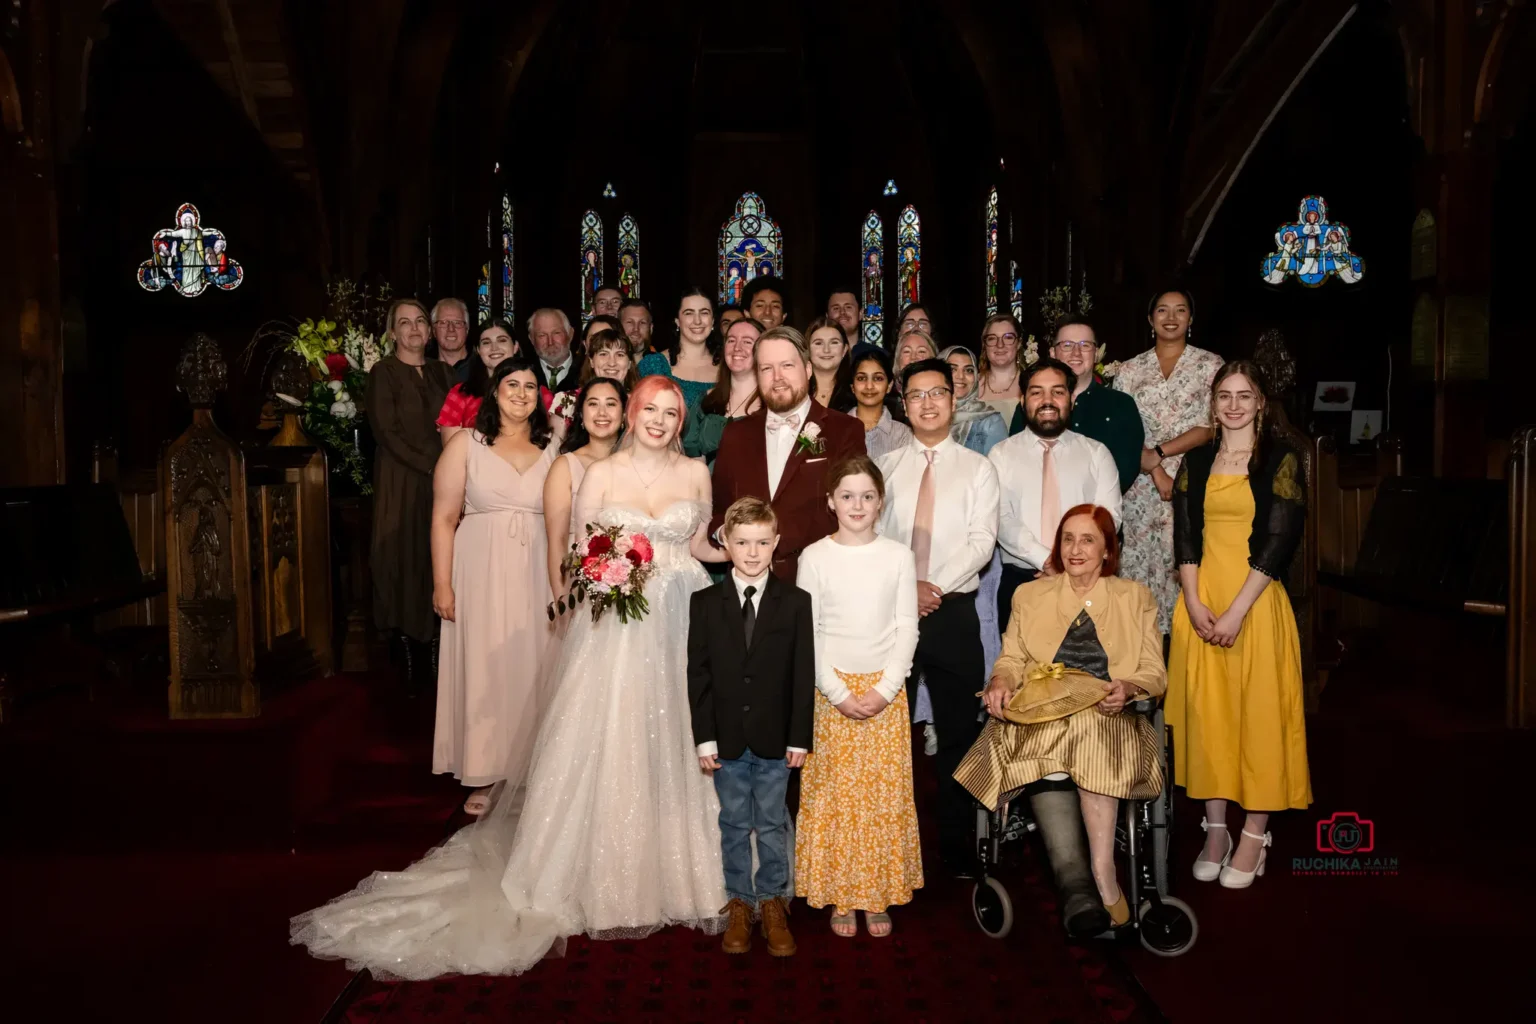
436,385,482,429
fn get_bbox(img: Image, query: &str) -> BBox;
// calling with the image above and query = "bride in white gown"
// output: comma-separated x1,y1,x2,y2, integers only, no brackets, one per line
292,376,731,980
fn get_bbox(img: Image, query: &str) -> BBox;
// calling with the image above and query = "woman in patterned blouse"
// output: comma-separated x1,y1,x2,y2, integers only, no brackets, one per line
1111,289,1223,633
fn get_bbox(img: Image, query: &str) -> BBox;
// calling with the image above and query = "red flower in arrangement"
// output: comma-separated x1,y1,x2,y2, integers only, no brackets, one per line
629,534,654,562
587,534,613,557
580,555,602,579
625,550,642,565
324,352,350,380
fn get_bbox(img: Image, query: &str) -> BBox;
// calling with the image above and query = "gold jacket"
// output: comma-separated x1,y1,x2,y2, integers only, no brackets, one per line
993,573,1167,697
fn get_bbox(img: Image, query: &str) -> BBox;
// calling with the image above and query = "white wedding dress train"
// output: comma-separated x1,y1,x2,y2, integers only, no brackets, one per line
291,501,726,980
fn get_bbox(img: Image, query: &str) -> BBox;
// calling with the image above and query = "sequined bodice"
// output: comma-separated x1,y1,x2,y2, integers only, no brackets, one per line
593,501,707,575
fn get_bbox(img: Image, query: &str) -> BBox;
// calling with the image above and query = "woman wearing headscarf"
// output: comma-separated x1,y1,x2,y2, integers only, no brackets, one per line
940,344,1008,455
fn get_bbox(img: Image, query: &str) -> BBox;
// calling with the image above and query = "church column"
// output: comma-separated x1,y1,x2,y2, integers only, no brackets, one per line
0,0,64,487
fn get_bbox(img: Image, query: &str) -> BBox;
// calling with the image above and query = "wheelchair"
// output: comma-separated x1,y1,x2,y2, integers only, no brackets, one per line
967,698,1199,957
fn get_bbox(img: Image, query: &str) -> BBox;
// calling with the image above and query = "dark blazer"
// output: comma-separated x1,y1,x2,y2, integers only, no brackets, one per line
1173,437,1306,579
531,353,586,395
687,573,816,760
709,402,866,582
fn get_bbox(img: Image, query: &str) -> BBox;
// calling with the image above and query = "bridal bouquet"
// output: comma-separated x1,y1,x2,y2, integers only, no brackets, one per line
551,523,657,624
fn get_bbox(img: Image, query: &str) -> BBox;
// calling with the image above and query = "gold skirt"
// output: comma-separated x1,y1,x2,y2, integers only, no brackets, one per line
954,706,1164,809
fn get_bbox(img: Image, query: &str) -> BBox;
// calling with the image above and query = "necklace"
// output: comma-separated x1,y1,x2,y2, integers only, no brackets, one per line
629,452,675,490
1219,443,1254,456
981,369,1019,397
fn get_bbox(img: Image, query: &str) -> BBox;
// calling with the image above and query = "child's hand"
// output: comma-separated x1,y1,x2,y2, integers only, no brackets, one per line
699,753,720,773
834,696,871,720
857,691,890,717
786,751,806,768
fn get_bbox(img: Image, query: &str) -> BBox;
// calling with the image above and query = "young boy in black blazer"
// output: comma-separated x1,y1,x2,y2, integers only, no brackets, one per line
688,496,815,957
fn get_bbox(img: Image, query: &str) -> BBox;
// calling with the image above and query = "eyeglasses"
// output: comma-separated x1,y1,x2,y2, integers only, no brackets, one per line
902,319,932,332
904,386,952,403
1054,340,1096,354
433,319,467,330
984,332,1019,345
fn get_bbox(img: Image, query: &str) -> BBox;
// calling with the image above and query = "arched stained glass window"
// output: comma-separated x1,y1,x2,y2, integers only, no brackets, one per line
860,210,884,347
579,209,603,321
984,186,999,315
501,194,514,322
617,212,641,299
718,191,783,307
477,211,491,323
1010,259,1023,322
896,205,921,308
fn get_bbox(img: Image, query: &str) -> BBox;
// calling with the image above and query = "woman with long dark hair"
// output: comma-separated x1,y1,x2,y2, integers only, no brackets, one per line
832,346,910,461
805,316,852,408
543,376,627,598
429,357,558,816
1169,360,1311,888
637,286,720,407
684,315,763,465
438,318,519,444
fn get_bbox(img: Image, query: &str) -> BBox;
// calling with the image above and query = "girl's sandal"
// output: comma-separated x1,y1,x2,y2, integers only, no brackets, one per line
865,912,893,938
830,909,857,938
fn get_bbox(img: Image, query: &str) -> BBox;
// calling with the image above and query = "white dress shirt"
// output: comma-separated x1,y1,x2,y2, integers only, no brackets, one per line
695,569,807,757
796,535,919,705
765,395,813,497
988,427,1122,571
876,435,1000,595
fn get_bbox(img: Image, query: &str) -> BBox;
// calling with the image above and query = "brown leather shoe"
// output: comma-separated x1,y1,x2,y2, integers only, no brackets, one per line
720,898,753,954
759,896,797,957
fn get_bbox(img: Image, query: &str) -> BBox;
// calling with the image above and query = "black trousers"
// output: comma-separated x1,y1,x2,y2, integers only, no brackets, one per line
996,563,1040,633
914,593,986,870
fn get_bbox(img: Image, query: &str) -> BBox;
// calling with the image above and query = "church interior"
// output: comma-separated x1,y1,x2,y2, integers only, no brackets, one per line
2,0,1533,1020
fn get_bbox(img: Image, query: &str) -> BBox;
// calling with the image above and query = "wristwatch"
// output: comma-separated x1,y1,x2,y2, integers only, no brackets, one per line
1154,444,1166,460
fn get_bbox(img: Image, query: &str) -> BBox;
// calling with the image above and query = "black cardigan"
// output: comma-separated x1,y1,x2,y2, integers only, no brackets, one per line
1172,438,1306,580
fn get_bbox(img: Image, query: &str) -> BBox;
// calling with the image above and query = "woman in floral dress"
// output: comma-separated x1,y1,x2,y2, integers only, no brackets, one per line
1112,289,1223,633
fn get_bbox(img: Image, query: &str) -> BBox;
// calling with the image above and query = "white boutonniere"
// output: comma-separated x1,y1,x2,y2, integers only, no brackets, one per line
795,420,825,455
550,390,577,423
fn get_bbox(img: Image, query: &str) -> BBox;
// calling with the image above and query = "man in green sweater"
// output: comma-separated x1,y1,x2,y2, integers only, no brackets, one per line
1011,315,1144,493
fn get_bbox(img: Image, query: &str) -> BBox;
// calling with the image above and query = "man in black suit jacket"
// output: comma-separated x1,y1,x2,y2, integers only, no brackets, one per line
527,307,585,395
688,498,814,958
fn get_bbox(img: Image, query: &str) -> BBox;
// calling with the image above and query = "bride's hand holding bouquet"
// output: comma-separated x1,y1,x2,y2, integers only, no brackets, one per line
550,523,657,623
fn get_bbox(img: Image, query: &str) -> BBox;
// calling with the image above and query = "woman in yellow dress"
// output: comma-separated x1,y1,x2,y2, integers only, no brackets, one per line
1169,360,1312,890
960,504,1165,937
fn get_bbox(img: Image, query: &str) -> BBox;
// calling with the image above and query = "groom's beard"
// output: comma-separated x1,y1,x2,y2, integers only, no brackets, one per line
763,381,808,414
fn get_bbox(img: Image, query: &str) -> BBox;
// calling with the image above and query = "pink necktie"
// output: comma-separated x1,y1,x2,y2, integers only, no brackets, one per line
1040,438,1061,545
911,449,936,582
766,412,801,434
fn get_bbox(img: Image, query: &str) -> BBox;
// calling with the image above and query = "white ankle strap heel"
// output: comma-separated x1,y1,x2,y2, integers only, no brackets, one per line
1218,829,1272,889
1192,817,1232,882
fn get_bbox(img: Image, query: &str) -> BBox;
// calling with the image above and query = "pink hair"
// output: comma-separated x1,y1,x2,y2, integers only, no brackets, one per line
626,374,688,443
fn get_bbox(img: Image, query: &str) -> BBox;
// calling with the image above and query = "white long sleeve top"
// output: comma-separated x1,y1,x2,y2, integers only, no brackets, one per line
795,534,920,705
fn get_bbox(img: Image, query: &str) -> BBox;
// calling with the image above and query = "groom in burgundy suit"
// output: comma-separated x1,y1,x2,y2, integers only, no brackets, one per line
711,326,866,582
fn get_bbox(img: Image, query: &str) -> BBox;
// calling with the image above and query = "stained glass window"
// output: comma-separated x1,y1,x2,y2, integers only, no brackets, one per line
137,203,243,297
984,186,999,315
896,205,921,309
883,179,899,197
617,212,641,299
1261,195,1364,287
501,194,514,321
860,210,885,347
718,191,784,307
1010,260,1023,322
580,209,604,320
477,212,491,322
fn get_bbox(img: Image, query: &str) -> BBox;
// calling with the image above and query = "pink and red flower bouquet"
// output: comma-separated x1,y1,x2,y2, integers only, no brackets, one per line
551,523,657,624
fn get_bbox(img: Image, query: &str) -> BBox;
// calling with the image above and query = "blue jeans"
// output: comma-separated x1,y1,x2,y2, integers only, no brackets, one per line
712,749,791,906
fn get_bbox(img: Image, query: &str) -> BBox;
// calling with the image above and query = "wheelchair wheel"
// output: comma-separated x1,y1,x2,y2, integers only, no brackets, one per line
1137,896,1197,957
972,877,1014,939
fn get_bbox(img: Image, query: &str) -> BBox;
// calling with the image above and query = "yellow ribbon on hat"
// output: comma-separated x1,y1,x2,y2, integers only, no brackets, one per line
1028,662,1065,682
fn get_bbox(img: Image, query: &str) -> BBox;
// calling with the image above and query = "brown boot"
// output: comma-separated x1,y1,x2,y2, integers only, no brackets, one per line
720,898,753,954
760,896,797,957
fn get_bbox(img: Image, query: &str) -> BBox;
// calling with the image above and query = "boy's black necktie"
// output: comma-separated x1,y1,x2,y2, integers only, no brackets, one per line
742,585,757,647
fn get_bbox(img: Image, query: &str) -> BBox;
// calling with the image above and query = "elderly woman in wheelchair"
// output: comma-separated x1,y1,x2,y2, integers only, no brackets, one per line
955,503,1166,938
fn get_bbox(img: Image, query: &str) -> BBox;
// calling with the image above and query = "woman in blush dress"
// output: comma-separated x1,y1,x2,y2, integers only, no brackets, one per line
438,318,518,445
544,376,627,600
430,358,559,815
293,376,732,981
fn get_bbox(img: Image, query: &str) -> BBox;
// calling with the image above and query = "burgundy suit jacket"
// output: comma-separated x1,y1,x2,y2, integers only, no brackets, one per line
710,402,867,582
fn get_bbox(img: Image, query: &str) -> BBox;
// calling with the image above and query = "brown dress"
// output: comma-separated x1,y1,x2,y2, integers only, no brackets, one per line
368,355,451,641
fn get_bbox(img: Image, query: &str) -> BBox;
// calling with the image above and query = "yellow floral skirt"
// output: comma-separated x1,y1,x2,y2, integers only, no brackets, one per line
795,669,924,912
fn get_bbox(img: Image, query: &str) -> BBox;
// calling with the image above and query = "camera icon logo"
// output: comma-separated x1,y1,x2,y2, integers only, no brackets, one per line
1316,811,1375,854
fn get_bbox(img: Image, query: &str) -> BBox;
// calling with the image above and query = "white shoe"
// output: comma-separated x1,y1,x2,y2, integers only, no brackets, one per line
1192,817,1232,882
1219,829,1272,889
923,723,938,757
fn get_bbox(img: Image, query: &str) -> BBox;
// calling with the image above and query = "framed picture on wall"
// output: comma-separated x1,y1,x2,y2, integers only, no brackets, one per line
1350,410,1383,444
1313,381,1356,411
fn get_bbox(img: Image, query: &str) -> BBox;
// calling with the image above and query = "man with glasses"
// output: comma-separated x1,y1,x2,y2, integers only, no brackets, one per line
876,357,1000,878
1012,315,1144,494
897,303,933,342
430,298,472,380
593,286,624,319
989,356,1122,630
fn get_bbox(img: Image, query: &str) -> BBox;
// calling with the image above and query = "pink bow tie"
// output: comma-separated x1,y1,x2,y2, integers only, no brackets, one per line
766,412,801,434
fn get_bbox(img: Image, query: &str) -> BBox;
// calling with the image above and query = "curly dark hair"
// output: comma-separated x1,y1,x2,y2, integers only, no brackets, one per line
474,357,552,449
